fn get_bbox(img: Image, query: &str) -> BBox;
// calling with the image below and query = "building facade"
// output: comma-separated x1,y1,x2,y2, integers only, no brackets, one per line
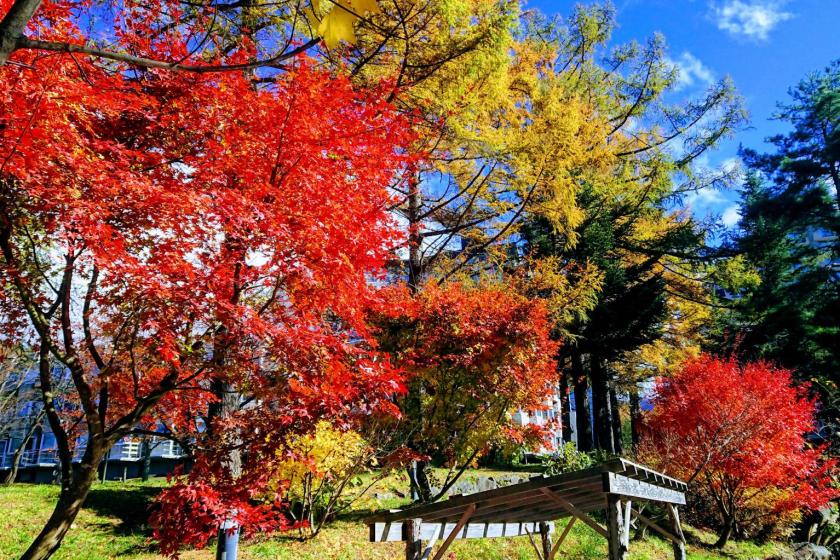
0,370,190,483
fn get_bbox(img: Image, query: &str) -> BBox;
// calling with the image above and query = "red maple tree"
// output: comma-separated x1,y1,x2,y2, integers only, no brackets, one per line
0,4,415,556
370,282,560,502
641,355,837,547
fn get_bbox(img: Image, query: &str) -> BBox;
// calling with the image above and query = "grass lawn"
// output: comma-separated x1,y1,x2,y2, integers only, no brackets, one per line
0,475,793,560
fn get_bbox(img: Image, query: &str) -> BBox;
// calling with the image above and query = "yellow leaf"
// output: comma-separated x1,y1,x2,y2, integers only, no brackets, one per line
304,7,321,32
318,4,357,48
350,0,381,15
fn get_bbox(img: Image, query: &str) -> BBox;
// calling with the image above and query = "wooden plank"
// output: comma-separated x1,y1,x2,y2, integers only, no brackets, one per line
614,459,688,491
549,518,576,560
512,493,609,519
369,521,554,542
367,459,687,548
524,526,545,560
468,481,603,515
369,464,613,523
420,528,439,560
432,504,476,560
470,493,605,524
467,485,604,523
371,476,605,524
603,473,686,505
539,488,608,539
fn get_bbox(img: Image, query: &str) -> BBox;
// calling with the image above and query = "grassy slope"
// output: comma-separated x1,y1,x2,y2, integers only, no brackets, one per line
0,476,792,560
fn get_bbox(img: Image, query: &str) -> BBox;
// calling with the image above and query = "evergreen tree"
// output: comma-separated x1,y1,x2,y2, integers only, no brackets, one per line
716,61,840,447
522,186,705,453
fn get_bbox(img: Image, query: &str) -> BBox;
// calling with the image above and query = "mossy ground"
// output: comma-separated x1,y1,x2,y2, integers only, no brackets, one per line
0,474,792,560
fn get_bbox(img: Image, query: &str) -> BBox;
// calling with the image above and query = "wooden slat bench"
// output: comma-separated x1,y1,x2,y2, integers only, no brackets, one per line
366,458,688,560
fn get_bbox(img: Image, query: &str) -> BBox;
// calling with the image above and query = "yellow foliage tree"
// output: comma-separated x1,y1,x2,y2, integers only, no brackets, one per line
347,0,616,287
270,421,375,540
513,4,746,454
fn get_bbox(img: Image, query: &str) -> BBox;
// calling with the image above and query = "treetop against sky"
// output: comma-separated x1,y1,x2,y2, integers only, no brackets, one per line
527,0,838,228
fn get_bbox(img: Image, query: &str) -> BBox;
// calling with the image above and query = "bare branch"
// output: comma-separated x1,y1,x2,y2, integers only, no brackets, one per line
13,36,320,73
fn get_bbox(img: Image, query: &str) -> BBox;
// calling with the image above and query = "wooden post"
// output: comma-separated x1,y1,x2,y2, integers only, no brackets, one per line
607,495,628,560
432,504,476,560
405,518,422,560
631,508,682,544
539,488,608,538
622,500,632,548
667,505,686,560
540,521,552,560
549,518,576,560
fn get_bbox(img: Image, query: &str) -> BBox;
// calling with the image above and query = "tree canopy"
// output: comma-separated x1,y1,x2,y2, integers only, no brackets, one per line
1,0,838,558
642,355,837,547
713,60,840,444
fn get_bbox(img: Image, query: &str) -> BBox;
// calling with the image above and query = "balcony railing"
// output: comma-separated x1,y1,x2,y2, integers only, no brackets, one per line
1,437,188,471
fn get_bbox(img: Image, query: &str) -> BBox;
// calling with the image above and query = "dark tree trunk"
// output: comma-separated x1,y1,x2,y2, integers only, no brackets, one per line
208,240,245,481
208,378,242,478
18,343,94,560
404,166,434,502
714,515,735,548
609,386,623,455
208,355,243,560
3,410,43,485
559,364,572,443
408,460,433,503
406,167,422,292
19,443,106,560
571,349,592,452
629,387,642,448
0,0,42,65
590,355,614,453
140,437,152,482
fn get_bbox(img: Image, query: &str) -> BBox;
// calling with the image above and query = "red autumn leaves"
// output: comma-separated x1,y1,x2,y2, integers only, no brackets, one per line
642,356,837,536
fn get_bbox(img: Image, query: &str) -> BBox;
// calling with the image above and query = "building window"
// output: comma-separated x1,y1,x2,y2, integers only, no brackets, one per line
0,440,9,469
120,438,142,460
158,439,184,458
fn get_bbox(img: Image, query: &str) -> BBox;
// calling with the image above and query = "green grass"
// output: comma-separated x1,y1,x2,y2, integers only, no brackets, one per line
0,476,793,560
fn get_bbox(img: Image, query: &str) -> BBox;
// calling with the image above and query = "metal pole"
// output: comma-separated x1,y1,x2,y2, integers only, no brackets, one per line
215,519,240,560
409,461,419,502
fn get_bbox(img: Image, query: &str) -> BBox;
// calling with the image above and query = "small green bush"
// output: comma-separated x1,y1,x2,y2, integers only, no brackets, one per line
542,442,593,475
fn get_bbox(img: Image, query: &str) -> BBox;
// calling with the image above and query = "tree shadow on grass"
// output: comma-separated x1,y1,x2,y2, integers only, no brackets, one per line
83,485,161,534
680,526,750,559
81,484,162,554
337,506,387,523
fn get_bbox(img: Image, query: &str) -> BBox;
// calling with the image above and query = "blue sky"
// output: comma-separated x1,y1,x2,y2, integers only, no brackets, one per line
529,0,840,228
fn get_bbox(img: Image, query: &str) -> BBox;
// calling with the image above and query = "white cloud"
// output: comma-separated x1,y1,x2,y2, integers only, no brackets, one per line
720,157,742,175
682,155,744,225
686,186,726,209
685,156,745,224
668,52,715,92
721,205,741,227
712,1,794,40
720,156,745,186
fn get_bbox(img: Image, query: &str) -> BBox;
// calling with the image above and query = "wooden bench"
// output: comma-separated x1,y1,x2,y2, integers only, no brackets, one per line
366,458,688,560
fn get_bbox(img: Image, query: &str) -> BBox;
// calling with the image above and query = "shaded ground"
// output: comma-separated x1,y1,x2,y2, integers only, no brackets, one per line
0,475,793,560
